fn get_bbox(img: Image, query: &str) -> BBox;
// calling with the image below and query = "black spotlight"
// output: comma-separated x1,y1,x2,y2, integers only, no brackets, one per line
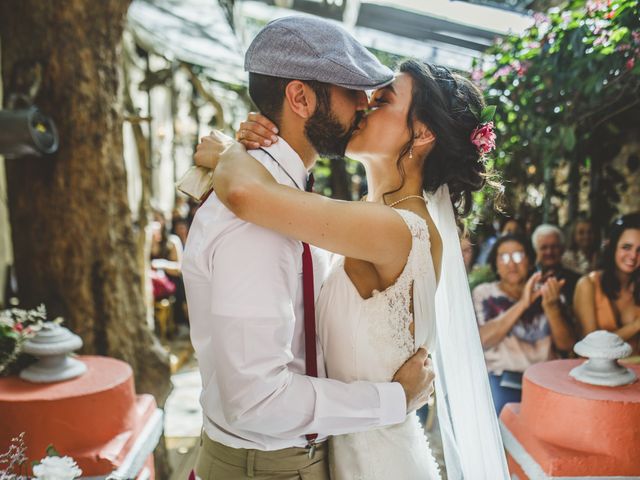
0,107,59,159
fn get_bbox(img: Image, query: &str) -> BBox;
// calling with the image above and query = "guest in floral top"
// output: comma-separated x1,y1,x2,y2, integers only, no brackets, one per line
472,234,576,415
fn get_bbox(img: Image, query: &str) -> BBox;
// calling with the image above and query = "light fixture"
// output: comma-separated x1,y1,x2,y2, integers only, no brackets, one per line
0,107,59,159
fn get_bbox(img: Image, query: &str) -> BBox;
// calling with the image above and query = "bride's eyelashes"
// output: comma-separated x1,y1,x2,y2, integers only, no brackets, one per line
366,97,388,112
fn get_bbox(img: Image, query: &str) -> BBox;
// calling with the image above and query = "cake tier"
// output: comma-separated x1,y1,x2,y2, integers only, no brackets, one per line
0,355,159,476
501,359,640,477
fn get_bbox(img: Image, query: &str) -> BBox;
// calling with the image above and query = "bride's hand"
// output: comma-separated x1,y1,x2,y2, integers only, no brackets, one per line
236,112,279,150
194,130,238,170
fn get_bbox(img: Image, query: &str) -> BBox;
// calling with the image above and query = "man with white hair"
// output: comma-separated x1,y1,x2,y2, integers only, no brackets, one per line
531,224,580,336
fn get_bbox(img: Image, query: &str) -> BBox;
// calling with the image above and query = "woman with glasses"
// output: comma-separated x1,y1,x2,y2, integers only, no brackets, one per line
573,213,640,354
472,234,576,414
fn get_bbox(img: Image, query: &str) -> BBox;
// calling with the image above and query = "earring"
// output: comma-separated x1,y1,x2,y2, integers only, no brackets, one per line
409,146,414,159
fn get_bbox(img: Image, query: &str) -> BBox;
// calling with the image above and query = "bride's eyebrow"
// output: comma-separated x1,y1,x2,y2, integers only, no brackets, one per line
380,85,396,95
371,85,395,100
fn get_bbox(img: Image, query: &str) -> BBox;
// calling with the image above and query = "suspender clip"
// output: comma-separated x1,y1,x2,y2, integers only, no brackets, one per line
306,440,317,459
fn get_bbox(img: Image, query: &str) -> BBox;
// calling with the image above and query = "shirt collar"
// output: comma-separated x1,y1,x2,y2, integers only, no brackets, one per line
261,136,309,191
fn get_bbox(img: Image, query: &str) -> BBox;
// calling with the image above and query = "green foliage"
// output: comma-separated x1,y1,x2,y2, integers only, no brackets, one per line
0,305,47,376
474,0,640,226
468,264,497,292
45,445,60,457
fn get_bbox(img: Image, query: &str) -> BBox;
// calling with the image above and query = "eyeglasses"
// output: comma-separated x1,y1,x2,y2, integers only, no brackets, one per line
498,251,526,265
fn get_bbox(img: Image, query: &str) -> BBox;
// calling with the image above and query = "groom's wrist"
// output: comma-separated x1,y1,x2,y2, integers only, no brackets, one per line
374,382,407,426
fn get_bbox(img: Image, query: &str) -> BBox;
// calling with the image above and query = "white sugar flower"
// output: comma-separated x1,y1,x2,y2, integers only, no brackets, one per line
33,456,82,480
0,313,14,328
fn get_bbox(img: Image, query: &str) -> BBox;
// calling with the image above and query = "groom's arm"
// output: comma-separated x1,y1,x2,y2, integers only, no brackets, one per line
208,225,407,438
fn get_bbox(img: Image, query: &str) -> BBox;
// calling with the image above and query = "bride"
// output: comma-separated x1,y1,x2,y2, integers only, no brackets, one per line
191,60,508,479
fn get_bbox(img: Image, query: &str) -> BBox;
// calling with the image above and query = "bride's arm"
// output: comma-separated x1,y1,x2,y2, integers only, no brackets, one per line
212,142,411,267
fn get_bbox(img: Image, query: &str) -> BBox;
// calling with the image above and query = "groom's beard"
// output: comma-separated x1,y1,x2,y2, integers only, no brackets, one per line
305,106,363,157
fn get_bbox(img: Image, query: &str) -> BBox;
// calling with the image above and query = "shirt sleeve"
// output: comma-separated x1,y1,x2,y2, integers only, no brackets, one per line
208,223,406,438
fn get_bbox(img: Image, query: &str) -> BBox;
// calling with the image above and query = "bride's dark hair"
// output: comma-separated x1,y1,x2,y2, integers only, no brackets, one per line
393,60,494,216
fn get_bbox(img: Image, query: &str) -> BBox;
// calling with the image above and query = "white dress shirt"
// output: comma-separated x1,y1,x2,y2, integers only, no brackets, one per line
182,137,406,451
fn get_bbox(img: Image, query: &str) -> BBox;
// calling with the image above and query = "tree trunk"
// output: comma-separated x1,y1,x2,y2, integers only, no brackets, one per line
0,0,170,402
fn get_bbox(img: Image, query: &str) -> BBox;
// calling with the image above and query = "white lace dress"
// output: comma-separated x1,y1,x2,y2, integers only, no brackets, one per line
316,209,441,480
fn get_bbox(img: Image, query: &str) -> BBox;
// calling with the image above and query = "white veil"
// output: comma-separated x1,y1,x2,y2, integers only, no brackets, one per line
426,184,510,479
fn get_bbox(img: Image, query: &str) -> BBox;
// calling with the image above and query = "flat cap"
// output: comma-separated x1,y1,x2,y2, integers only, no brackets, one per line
245,16,394,90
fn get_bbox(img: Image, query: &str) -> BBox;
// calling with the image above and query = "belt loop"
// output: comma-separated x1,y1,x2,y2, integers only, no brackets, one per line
246,450,255,478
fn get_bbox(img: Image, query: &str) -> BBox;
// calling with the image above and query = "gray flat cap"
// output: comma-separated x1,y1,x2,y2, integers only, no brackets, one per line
245,16,394,90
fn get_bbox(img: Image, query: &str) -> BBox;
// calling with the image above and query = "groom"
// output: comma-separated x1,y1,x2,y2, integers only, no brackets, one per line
183,16,435,480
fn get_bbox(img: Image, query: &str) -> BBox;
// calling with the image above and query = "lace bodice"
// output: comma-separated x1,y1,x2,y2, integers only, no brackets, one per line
362,209,435,374
315,207,441,480
317,207,438,382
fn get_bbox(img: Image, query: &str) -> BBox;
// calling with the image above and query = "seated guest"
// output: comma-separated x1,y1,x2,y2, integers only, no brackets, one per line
150,217,189,327
500,216,525,236
150,220,182,278
461,235,479,274
574,213,640,353
532,224,580,324
475,221,498,265
476,216,524,265
172,217,190,249
563,216,600,275
473,234,575,415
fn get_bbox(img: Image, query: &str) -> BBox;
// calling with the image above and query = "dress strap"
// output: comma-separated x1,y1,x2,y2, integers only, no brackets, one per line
394,209,430,241
394,209,431,273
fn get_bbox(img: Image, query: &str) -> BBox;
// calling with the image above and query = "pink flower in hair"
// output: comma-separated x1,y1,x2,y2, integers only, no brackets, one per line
470,121,496,156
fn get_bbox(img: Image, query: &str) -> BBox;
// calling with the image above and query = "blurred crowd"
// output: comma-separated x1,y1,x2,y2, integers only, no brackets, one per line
148,195,200,341
148,184,639,420
465,212,640,414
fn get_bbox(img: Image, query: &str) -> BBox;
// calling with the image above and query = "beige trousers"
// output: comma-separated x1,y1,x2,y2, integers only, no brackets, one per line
195,434,330,480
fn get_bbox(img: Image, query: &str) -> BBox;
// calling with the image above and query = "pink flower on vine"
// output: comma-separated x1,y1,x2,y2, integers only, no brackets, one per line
516,61,530,77
586,0,610,15
493,65,512,80
627,58,635,71
470,122,496,156
533,12,549,26
594,31,610,47
471,68,484,82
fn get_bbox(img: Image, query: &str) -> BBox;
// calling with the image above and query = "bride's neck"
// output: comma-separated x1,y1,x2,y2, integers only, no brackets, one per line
364,159,423,205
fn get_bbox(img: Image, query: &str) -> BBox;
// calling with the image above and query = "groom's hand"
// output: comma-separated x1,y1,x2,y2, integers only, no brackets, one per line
392,347,435,413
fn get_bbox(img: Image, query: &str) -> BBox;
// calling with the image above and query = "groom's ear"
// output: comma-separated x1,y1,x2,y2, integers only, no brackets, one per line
284,80,316,119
